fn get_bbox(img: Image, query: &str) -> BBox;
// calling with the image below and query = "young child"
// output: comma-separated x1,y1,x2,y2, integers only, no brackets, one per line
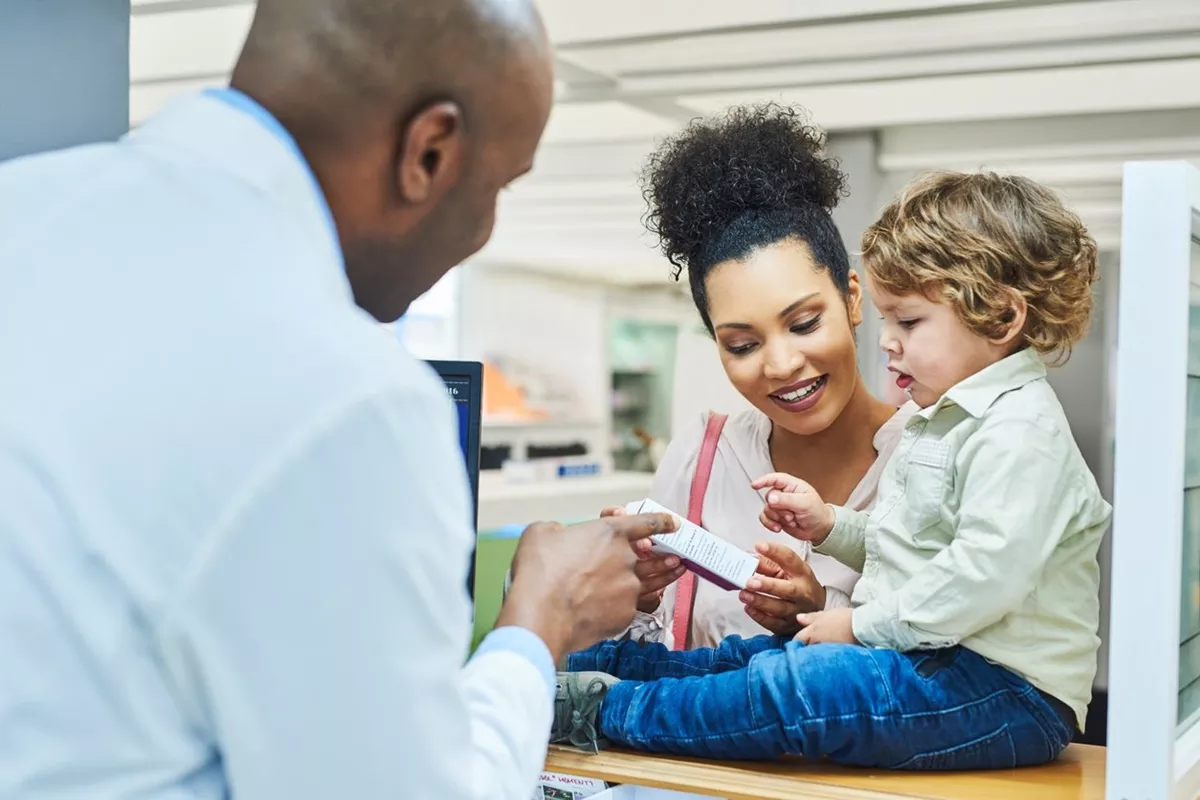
552,171,1112,770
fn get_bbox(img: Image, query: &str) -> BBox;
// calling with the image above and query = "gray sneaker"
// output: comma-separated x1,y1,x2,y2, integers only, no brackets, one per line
551,671,620,753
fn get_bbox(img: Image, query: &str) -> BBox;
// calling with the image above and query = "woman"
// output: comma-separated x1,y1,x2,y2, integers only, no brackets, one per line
619,103,916,649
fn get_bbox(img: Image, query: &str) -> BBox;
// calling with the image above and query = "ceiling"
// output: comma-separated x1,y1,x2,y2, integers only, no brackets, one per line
130,0,1200,283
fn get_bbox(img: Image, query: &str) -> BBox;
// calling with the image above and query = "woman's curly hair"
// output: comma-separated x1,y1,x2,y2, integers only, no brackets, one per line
639,103,851,331
863,171,1100,364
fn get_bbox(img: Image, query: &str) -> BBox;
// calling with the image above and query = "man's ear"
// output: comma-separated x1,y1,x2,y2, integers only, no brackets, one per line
846,271,864,327
396,101,466,204
994,290,1028,346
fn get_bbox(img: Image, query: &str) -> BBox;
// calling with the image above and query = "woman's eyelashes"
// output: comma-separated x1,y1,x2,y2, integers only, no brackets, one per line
723,316,822,357
725,341,756,356
790,315,821,335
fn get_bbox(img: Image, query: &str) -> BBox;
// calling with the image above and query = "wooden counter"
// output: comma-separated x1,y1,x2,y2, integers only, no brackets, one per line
544,743,1104,800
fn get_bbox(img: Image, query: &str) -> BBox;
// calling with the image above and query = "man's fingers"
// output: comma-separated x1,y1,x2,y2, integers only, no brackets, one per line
613,512,678,541
638,589,664,605
631,538,659,559
523,520,566,536
640,566,686,594
599,506,626,518
634,555,680,580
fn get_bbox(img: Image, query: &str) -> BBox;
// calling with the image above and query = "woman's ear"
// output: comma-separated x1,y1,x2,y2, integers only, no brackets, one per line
846,271,864,327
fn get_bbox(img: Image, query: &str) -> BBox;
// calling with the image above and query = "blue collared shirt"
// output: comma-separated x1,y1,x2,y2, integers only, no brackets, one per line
0,89,553,799
206,87,554,698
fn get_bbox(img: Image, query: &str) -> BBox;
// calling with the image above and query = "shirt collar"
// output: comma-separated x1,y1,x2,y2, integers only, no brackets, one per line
202,87,343,274
917,347,1047,420
875,400,920,448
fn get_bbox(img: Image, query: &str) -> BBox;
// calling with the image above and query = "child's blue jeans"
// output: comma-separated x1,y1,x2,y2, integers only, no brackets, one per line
567,634,1075,769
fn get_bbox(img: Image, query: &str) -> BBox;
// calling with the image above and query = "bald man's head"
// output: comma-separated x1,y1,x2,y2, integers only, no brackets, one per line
232,0,553,321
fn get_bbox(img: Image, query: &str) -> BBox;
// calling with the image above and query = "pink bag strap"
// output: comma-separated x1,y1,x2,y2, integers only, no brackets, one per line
670,411,728,650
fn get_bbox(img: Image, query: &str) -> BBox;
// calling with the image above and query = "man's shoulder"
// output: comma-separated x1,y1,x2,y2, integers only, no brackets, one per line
0,140,116,187
238,330,452,481
0,141,126,240
242,314,450,437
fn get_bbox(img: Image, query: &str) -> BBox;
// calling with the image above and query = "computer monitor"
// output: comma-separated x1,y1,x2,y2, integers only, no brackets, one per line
426,360,483,600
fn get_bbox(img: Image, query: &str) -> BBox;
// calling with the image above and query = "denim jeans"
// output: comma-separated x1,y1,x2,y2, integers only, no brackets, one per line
567,634,1074,769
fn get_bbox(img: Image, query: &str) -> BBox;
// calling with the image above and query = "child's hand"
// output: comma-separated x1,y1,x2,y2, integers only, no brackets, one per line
751,473,835,545
794,608,859,646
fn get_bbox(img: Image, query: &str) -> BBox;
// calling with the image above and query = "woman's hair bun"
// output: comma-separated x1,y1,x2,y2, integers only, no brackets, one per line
640,102,847,276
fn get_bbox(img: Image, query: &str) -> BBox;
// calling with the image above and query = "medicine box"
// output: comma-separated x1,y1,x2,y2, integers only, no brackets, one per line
623,498,758,591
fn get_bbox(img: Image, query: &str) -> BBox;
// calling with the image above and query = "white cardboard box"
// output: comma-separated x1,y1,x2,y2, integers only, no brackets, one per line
624,498,758,591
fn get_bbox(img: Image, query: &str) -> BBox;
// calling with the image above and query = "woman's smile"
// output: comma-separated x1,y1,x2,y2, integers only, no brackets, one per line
768,374,829,413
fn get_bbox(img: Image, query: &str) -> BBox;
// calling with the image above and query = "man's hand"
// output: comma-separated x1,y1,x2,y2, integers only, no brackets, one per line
751,472,835,545
739,541,826,636
600,505,685,613
497,512,678,663
794,608,859,646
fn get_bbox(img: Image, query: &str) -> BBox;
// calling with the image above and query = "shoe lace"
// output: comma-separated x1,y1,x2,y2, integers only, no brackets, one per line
558,677,610,755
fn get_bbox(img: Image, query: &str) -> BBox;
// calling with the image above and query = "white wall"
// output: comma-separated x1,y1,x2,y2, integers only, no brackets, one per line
1044,250,1119,690
670,324,754,433
395,269,460,360
460,269,755,457
458,264,610,423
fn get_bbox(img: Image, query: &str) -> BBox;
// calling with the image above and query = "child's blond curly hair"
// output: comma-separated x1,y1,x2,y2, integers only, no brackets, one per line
862,171,1099,364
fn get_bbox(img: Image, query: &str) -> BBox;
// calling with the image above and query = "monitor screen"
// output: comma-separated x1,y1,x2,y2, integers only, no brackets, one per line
444,375,473,465
426,360,483,600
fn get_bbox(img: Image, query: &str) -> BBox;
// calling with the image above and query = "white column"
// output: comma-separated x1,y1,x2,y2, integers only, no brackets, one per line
827,132,887,398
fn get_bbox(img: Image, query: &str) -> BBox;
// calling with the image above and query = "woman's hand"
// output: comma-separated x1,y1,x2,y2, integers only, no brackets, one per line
600,506,686,614
738,541,826,636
